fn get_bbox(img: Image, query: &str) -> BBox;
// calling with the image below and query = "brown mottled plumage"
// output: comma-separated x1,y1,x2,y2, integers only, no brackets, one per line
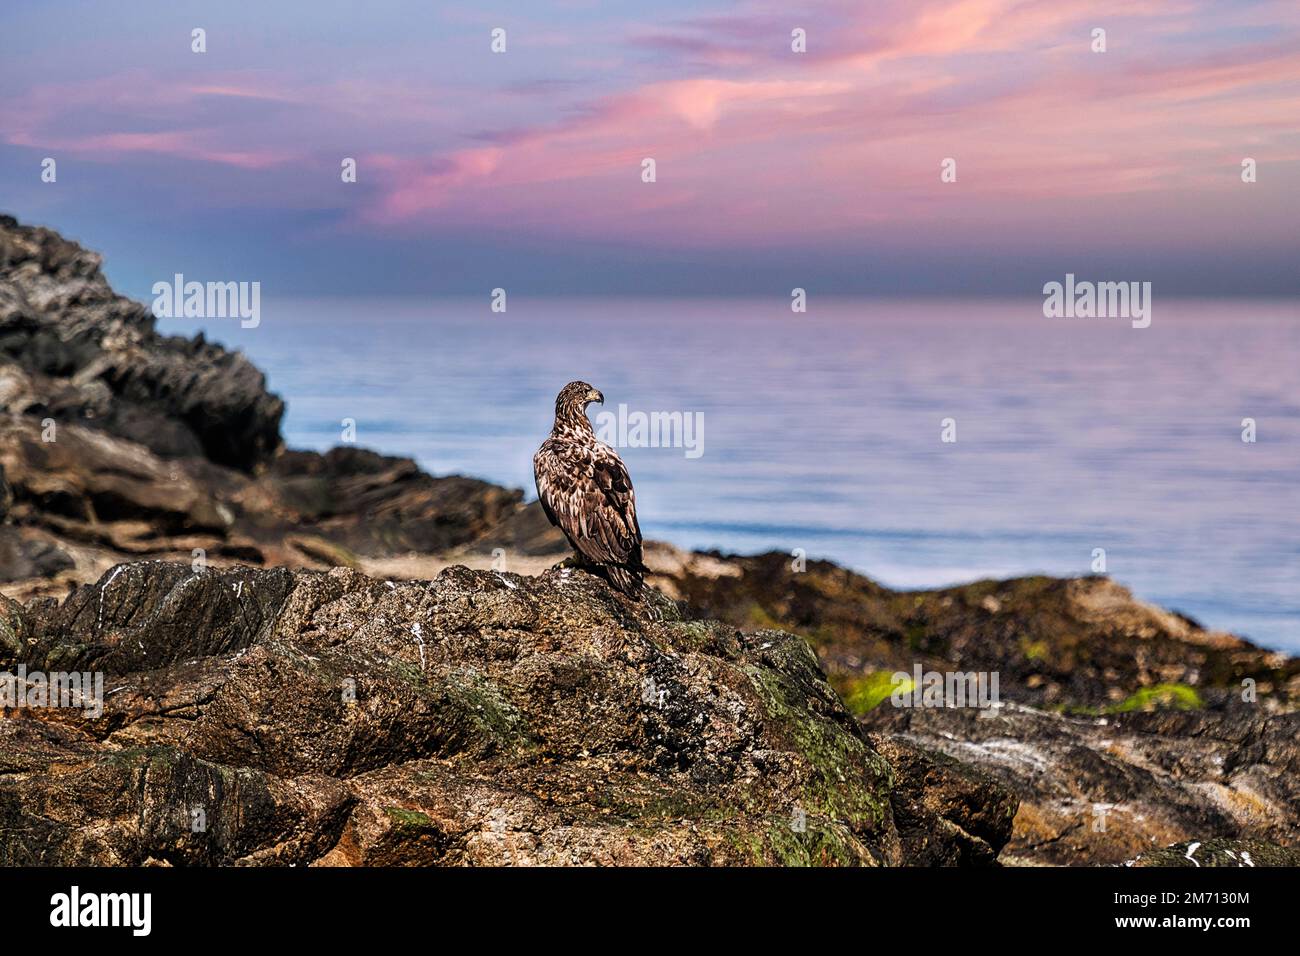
534,381,644,596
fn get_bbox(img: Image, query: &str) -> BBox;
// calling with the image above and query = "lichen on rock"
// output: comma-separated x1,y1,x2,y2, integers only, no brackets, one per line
0,561,933,866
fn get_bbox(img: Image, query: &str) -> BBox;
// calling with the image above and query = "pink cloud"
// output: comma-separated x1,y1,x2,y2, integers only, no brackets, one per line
9,129,294,170
7,0,1298,251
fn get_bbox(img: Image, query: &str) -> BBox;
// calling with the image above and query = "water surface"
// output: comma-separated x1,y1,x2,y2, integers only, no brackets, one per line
169,297,1300,652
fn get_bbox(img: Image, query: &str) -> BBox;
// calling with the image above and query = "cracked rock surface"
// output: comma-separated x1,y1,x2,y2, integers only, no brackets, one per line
2,561,980,866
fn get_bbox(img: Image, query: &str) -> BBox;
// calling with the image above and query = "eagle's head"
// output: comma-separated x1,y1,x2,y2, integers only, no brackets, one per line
555,380,604,419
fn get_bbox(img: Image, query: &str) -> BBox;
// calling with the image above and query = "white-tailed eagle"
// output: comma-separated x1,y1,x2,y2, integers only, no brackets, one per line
534,381,645,596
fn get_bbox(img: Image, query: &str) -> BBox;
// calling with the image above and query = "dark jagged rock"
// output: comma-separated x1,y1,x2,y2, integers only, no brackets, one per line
0,215,284,470
868,733,1018,866
0,216,530,588
455,499,570,558
0,526,73,582
27,561,295,675
0,412,524,590
263,448,522,557
0,416,232,536
654,550,1299,712
0,561,937,866
863,702,1300,866
649,548,1299,865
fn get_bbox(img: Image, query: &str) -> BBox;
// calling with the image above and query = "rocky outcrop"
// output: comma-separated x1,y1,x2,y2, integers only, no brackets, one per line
1,561,938,866
0,415,521,595
0,216,283,470
866,703,1299,866
654,551,1298,713
262,448,522,557
0,213,525,592
869,732,1017,866
651,549,1300,865
3,218,522,598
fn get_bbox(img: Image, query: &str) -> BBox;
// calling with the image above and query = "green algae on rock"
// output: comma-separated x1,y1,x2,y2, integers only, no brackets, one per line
0,561,927,866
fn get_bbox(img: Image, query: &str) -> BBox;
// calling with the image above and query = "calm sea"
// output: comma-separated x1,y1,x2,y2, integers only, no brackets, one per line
168,297,1300,653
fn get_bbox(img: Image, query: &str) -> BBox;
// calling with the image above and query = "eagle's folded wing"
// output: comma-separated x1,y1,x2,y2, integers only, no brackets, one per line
584,447,642,565
535,444,642,568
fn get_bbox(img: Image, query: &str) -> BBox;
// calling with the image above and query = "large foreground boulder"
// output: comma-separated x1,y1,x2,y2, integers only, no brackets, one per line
0,562,927,866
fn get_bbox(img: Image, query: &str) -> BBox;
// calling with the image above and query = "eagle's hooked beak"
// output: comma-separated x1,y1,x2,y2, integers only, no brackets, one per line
588,388,604,405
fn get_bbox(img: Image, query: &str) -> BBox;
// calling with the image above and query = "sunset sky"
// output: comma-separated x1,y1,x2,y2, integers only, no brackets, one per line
4,0,1298,296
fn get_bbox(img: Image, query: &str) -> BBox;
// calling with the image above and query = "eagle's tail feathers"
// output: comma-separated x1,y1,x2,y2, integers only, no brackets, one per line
604,564,645,598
